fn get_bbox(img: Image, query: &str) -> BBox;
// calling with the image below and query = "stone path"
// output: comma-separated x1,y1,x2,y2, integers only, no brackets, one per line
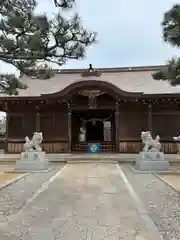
157,173,180,191
123,165,180,240
0,163,162,240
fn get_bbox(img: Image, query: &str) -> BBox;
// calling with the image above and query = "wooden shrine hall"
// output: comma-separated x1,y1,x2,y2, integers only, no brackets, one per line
1,64,180,154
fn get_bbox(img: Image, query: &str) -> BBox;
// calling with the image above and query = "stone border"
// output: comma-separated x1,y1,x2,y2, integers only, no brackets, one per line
5,168,53,174
130,164,180,193
116,164,163,240
130,165,180,174
154,173,180,194
67,160,118,164
0,173,29,191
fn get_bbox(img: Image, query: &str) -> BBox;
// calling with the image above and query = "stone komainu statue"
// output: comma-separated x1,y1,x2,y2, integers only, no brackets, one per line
141,131,161,152
24,132,43,154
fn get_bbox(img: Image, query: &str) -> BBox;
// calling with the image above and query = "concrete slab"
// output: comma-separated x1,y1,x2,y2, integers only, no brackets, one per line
0,163,163,239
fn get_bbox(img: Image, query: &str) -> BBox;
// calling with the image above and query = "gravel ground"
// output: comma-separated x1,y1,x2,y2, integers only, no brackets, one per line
0,164,154,240
0,164,65,223
122,165,180,240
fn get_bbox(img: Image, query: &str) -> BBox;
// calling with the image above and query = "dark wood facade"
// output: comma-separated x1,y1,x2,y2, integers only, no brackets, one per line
1,83,180,154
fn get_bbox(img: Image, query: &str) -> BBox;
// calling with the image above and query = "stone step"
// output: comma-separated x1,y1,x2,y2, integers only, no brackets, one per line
65,157,124,161
67,160,118,164
47,154,136,162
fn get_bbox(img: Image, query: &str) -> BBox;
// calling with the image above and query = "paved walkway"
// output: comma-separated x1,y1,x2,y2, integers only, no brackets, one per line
0,164,162,239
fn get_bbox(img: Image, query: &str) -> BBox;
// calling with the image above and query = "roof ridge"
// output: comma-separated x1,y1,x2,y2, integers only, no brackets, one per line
52,65,167,74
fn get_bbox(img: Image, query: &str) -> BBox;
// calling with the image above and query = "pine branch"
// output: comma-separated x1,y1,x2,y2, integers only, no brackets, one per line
54,0,75,8
153,4,180,85
0,0,97,94
152,58,180,86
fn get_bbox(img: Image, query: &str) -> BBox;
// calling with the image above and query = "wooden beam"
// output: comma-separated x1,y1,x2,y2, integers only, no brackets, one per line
68,110,72,153
148,104,152,133
70,106,116,111
36,112,40,132
151,111,180,115
5,113,9,138
4,113,9,153
115,102,120,152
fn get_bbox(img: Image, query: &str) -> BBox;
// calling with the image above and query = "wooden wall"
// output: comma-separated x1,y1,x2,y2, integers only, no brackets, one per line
7,111,68,153
152,113,180,139
118,141,177,153
118,102,180,153
39,113,68,140
119,111,148,140
8,113,36,138
5,99,180,154
118,106,147,153
7,141,68,153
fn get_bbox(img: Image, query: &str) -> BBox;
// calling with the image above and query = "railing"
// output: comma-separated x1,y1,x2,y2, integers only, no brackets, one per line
4,139,180,154
119,140,178,153
6,139,68,153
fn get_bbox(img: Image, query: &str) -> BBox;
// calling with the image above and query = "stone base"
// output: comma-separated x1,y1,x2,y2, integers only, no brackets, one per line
130,166,174,174
136,151,169,171
138,151,165,161
14,151,49,171
15,160,49,171
20,151,47,161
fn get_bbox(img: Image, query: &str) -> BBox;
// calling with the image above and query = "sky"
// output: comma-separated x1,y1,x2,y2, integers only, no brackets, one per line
0,0,179,116
0,0,180,73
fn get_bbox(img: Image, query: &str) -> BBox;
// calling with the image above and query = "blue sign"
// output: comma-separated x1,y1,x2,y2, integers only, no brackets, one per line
88,143,100,154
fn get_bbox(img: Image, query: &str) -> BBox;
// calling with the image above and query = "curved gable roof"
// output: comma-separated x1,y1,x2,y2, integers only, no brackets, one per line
41,79,142,98
1,65,180,98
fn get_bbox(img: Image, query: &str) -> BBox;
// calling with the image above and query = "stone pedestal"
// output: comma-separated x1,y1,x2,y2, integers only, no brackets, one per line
15,151,49,171
136,151,169,171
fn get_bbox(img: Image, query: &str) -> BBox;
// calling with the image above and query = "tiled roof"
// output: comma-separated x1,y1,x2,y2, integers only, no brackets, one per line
1,65,180,98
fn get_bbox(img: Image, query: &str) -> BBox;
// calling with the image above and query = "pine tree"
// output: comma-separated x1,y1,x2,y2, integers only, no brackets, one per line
0,0,97,94
152,4,180,85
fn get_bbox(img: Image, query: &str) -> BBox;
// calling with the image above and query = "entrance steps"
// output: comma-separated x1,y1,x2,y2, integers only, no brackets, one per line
0,153,135,163
46,153,180,163
67,160,118,164
48,153,136,163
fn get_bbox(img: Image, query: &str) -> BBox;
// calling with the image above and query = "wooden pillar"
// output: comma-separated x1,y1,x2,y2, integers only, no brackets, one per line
68,108,72,153
36,112,40,132
5,113,9,138
4,113,9,153
115,102,120,152
148,104,152,133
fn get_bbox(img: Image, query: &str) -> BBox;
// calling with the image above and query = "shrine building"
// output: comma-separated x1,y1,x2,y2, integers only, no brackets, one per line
1,64,180,154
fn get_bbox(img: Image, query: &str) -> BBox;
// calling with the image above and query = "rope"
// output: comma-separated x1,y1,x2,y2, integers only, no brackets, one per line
77,113,112,123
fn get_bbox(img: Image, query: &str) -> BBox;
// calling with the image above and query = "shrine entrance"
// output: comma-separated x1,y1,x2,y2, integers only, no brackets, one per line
71,110,116,152
86,120,104,142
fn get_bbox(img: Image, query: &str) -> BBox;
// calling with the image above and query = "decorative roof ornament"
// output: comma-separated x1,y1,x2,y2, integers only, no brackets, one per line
81,64,101,77
78,90,104,109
